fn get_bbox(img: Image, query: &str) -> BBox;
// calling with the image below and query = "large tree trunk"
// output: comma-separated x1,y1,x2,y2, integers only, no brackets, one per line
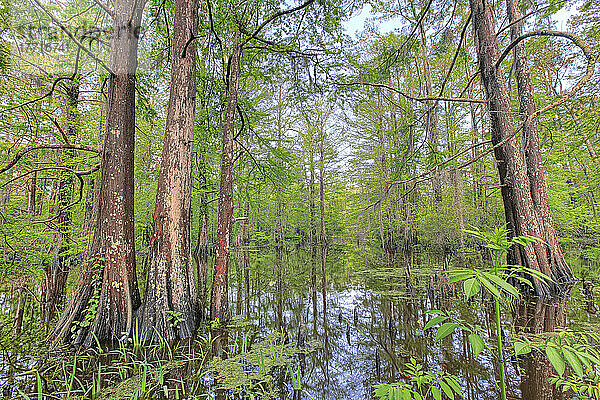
469,0,573,297
50,0,145,347
505,0,573,289
211,36,242,323
136,0,199,343
41,82,79,330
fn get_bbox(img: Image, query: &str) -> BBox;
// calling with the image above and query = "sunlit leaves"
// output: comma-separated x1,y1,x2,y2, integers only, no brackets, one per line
468,333,485,357
373,358,462,400
547,345,567,376
435,322,459,342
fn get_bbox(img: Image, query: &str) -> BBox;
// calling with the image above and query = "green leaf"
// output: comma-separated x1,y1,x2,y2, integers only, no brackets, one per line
468,333,485,356
562,347,584,377
514,341,531,356
439,381,454,400
374,383,388,398
463,278,481,299
512,276,534,288
431,386,442,400
436,323,459,342
577,350,600,367
482,272,520,298
445,377,462,397
546,346,565,376
424,315,448,331
520,266,552,283
448,270,475,283
477,273,502,299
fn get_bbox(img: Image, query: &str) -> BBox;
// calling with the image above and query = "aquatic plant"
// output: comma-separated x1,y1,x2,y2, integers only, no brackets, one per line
209,331,310,398
428,227,551,400
373,357,462,400
514,328,600,399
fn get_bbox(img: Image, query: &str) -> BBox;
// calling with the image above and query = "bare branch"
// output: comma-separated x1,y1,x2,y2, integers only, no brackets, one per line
91,0,115,18
1,76,73,114
339,81,488,104
0,144,101,175
29,0,113,74
437,13,471,99
241,0,317,47
496,30,597,115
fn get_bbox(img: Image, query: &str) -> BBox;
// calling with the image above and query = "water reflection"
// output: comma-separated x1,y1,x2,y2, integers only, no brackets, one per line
229,247,587,400
514,299,568,400
0,248,590,400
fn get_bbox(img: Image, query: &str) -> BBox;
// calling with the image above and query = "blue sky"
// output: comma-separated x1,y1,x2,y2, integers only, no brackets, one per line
343,2,578,38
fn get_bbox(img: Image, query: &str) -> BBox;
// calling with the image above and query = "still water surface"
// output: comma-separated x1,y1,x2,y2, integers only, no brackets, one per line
227,246,596,400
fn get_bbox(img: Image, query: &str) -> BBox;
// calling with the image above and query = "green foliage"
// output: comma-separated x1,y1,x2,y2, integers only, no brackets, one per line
373,358,462,400
513,328,600,398
210,332,304,399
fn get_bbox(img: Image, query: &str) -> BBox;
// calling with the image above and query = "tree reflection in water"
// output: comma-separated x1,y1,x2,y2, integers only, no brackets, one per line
514,299,568,400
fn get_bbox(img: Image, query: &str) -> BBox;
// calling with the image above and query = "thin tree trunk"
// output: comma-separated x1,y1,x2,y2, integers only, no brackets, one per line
41,82,79,330
193,207,209,313
50,0,145,347
243,201,250,316
136,0,199,343
211,35,242,323
417,19,442,201
319,121,327,292
27,172,36,214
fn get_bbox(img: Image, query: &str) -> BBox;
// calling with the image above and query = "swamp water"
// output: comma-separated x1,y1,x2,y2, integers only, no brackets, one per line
1,246,598,399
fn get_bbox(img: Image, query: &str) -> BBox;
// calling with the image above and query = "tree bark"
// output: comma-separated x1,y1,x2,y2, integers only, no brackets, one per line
50,0,145,347
243,201,250,316
469,0,573,297
136,0,199,343
211,35,242,323
506,0,573,290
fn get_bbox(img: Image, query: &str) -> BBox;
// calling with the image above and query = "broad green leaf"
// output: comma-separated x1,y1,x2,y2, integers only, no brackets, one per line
514,341,531,356
463,278,481,299
577,351,593,374
546,346,565,376
482,272,520,298
476,273,502,299
468,333,485,356
448,270,475,283
439,380,454,400
424,315,448,331
436,323,459,342
562,347,584,377
577,350,600,366
431,386,442,400
390,386,399,400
